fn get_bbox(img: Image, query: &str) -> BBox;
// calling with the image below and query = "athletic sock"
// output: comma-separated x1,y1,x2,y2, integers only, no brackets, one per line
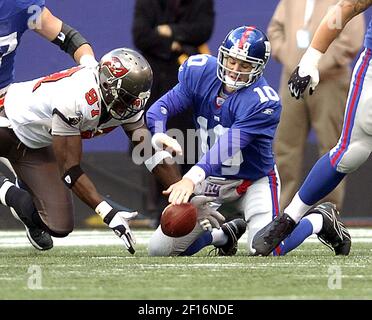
274,213,324,256
180,231,213,256
303,213,323,234
0,176,14,206
285,153,345,223
274,218,314,256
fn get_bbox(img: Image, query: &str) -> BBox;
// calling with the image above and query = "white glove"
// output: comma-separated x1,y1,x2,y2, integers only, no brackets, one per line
190,196,226,231
95,201,138,254
288,47,323,99
79,54,99,68
107,211,138,254
151,132,183,156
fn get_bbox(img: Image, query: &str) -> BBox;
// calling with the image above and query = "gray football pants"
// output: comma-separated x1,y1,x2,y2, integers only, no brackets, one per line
0,125,74,236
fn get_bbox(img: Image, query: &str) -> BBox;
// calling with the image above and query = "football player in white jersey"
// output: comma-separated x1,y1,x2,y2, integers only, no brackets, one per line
0,48,180,253
0,0,97,247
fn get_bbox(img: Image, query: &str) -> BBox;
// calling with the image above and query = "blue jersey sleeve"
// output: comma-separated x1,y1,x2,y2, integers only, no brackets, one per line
18,0,45,9
146,60,195,134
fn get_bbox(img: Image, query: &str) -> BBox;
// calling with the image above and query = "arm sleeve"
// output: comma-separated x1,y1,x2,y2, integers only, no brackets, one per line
170,0,215,46
146,61,194,134
131,0,173,60
52,109,81,136
51,95,82,136
146,84,192,134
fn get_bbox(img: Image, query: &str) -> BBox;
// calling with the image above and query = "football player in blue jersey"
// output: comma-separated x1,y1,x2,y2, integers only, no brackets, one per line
0,0,96,250
145,25,346,257
252,0,371,256
0,0,96,97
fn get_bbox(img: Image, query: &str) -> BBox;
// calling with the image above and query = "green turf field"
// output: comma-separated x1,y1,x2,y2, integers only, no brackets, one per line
0,230,372,300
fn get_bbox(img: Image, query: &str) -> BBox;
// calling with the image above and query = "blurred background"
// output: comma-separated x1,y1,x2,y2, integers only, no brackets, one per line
1,0,372,228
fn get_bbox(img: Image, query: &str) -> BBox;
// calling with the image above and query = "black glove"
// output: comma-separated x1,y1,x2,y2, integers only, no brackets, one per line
287,66,313,99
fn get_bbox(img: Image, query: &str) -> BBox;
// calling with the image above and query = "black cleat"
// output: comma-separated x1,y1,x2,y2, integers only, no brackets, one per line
10,207,53,251
1,177,54,251
252,213,296,256
306,202,351,255
217,218,247,256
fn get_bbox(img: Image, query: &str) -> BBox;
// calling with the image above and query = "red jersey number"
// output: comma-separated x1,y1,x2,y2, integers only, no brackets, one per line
85,88,98,105
32,66,82,92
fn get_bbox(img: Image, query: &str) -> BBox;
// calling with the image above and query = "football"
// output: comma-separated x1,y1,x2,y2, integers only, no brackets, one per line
160,203,197,237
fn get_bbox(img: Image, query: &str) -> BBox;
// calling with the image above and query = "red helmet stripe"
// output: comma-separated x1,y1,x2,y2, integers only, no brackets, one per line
238,26,255,49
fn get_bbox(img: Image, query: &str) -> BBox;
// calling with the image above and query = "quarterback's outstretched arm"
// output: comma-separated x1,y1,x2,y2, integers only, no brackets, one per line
311,0,371,53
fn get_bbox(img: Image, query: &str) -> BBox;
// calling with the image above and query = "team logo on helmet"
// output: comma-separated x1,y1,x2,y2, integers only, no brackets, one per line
102,56,129,78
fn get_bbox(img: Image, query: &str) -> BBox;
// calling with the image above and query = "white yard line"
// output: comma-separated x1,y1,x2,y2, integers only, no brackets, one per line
0,228,371,248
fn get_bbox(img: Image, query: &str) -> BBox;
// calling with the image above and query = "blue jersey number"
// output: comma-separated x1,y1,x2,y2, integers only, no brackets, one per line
0,32,18,67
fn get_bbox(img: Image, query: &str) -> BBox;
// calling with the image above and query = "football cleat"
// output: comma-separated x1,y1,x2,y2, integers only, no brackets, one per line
251,213,296,256
217,218,247,256
2,178,53,251
306,202,351,255
10,207,53,251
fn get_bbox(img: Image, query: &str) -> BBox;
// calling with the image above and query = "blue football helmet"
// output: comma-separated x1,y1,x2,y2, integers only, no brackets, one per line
217,26,271,89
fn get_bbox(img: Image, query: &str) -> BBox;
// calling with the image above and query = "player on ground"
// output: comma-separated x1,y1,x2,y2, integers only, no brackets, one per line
252,0,369,256
0,48,179,253
0,0,96,248
146,26,349,256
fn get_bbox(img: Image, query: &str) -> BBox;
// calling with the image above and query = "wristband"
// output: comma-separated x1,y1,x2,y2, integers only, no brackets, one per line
183,166,206,186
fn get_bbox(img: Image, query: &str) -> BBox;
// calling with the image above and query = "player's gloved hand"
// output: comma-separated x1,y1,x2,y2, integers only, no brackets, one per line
163,177,195,205
79,54,99,68
151,132,183,156
95,201,137,254
288,47,323,99
190,195,225,231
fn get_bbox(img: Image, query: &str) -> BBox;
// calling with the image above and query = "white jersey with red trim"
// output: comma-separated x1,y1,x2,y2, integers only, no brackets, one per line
4,66,144,149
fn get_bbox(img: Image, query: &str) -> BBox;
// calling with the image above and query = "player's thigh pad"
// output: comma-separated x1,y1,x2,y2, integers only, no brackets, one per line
12,146,74,234
237,175,279,255
331,58,372,173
